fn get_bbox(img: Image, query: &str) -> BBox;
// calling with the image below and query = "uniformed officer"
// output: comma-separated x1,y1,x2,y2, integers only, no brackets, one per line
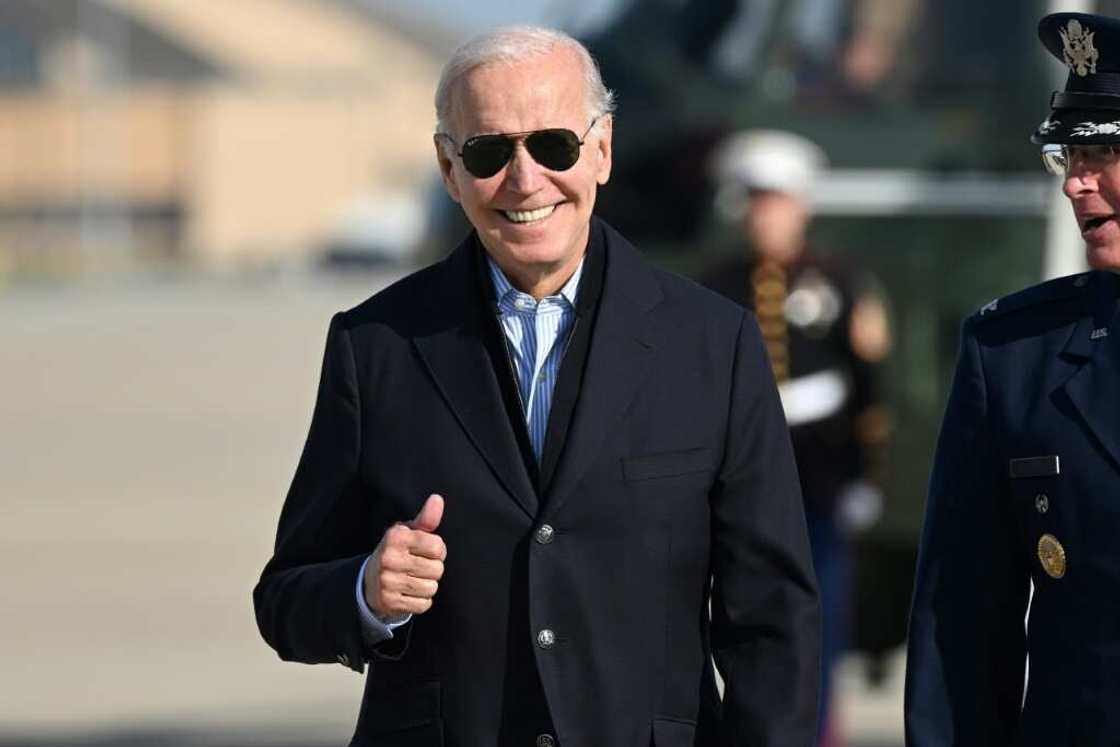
700,130,892,746
905,12,1120,745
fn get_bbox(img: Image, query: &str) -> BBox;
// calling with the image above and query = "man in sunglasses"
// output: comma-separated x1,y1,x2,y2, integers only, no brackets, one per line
905,12,1120,746
255,25,819,746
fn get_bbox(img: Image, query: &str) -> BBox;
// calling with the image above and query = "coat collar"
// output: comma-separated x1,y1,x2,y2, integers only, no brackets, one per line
409,217,664,519
540,218,662,516
1061,270,1120,470
411,235,539,518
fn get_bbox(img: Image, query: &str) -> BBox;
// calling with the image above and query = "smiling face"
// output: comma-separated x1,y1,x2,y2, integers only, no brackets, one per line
436,47,612,297
1063,145,1120,271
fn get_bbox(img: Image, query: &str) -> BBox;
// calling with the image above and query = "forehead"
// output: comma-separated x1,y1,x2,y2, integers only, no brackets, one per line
450,48,588,134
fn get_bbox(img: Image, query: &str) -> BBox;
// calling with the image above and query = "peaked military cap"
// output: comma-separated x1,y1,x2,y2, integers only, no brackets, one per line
1033,12,1120,144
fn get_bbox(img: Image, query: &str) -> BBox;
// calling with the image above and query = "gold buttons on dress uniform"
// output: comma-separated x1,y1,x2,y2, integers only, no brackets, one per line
1037,533,1067,579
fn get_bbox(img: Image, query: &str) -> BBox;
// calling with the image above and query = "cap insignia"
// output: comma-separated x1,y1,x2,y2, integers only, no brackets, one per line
1061,19,1099,77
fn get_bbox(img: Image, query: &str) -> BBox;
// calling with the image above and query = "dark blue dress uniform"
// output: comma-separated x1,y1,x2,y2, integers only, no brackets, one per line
906,12,1120,744
905,270,1119,745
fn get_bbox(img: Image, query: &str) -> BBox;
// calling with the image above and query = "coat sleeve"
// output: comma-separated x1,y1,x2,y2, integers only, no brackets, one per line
253,312,372,674
710,311,821,746
904,322,1030,744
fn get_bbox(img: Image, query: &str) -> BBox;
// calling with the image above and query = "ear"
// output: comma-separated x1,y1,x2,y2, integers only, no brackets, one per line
593,115,613,186
434,135,462,203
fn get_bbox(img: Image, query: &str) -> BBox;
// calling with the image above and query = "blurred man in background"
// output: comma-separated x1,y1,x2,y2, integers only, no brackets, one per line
906,12,1120,745
699,130,891,747
255,26,820,746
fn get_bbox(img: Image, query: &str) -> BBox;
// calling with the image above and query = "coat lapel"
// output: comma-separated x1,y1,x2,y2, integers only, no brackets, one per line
411,239,538,518
1061,271,1120,471
542,225,661,517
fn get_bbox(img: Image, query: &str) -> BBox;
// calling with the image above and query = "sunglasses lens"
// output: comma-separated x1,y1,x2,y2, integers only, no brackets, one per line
462,136,514,178
526,129,582,171
1041,144,1068,176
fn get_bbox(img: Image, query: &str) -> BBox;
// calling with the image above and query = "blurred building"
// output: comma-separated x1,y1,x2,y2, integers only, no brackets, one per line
0,0,449,275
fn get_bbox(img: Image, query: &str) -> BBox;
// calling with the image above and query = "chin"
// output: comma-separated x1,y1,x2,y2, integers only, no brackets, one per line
1086,244,1120,272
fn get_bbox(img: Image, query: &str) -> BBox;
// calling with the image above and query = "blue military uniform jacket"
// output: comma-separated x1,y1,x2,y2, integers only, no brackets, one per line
905,269,1120,746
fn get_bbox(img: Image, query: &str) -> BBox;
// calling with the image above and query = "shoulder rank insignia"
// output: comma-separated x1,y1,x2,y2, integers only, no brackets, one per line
1062,19,1100,77
969,273,1090,327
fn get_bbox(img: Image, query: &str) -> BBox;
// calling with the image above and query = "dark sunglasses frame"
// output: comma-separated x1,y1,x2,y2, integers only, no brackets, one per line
439,117,600,178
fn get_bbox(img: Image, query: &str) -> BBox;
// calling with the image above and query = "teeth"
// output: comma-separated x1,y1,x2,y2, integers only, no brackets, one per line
503,205,555,223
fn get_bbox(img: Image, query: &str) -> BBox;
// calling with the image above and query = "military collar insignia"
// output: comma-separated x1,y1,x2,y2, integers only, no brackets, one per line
1091,327,1109,339
1061,19,1100,77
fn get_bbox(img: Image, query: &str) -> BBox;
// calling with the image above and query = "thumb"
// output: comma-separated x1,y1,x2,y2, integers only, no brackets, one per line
409,493,444,533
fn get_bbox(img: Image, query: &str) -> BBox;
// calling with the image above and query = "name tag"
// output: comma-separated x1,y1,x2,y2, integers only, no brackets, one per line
1009,455,1060,479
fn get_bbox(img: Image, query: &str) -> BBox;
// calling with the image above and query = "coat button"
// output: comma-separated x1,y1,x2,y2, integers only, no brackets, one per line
536,735,557,747
536,629,556,649
1036,493,1050,514
535,524,555,544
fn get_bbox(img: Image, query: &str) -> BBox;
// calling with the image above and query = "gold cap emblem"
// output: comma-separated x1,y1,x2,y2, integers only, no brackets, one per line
1038,534,1067,579
1061,19,1100,77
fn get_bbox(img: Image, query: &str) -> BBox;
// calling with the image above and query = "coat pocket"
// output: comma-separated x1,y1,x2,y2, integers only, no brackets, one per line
623,448,713,481
650,716,697,746
352,680,442,745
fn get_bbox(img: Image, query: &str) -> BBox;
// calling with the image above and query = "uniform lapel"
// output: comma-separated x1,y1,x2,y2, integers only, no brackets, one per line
411,238,539,518
543,223,661,517
1061,271,1120,471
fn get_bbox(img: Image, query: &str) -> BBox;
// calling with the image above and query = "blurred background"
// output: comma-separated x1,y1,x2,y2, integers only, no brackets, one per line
0,0,1108,744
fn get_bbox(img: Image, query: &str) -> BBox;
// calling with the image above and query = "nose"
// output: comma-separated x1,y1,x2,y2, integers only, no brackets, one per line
503,141,543,194
1063,163,1099,198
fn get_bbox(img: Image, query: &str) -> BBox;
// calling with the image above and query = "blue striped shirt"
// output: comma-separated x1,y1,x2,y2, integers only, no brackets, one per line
487,256,583,460
356,253,584,644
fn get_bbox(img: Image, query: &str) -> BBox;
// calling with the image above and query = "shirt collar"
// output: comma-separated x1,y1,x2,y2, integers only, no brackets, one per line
486,254,584,310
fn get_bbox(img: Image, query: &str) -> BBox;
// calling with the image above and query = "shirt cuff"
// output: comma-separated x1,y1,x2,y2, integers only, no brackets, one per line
356,554,412,645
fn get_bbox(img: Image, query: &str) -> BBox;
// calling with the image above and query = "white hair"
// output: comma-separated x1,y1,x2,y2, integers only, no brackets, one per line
434,25,616,149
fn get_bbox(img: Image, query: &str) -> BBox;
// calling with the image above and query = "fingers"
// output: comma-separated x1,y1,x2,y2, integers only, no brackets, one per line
382,523,447,560
379,592,434,615
409,530,448,561
364,501,448,619
378,543,445,580
367,549,444,619
382,573,439,599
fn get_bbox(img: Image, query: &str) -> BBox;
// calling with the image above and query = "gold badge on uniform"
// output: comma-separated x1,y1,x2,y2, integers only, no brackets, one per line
1038,534,1067,579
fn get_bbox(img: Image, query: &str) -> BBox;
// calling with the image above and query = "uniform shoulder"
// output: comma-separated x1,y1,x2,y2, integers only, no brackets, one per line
965,272,1092,329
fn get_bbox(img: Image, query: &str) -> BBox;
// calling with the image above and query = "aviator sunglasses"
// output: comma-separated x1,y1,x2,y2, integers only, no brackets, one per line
440,118,600,179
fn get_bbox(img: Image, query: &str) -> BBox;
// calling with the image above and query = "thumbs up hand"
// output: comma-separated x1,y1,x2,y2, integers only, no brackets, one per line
364,494,447,619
